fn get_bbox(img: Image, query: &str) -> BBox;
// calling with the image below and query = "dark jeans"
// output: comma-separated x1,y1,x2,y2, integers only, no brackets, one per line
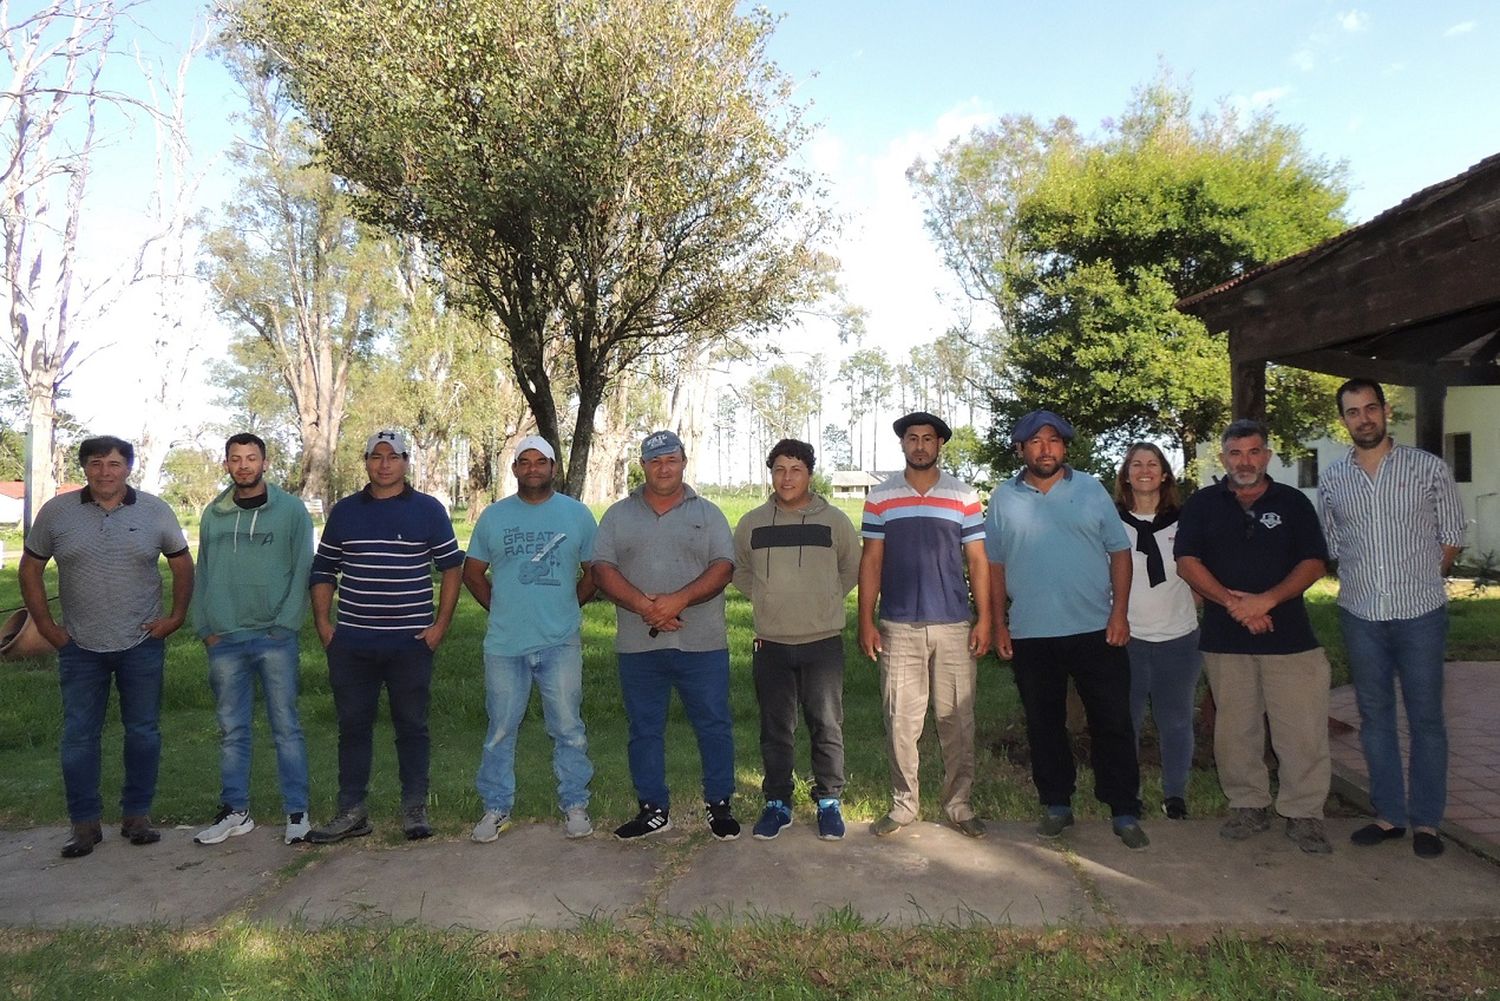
753,635,845,802
326,637,434,811
57,638,165,821
618,648,734,808
1011,630,1142,818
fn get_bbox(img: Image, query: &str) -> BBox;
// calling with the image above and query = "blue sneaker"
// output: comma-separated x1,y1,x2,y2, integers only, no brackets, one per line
816,799,845,841
752,800,791,840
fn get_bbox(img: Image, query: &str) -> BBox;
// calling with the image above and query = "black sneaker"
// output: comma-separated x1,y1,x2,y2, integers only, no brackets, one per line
403,804,433,841
705,798,740,841
1163,797,1188,820
306,806,372,844
614,802,672,840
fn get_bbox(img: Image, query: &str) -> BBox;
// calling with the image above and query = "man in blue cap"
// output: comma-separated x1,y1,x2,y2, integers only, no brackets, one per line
985,410,1148,849
593,429,740,841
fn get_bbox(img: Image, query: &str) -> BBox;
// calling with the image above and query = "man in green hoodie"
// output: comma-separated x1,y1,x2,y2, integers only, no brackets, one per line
190,433,315,847
733,439,861,841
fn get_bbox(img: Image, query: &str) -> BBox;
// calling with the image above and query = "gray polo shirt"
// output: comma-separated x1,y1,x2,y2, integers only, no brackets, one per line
25,486,189,652
593,485,734,654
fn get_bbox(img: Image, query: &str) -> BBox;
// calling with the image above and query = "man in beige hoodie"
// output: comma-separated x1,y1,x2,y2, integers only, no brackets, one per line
732,439,861,841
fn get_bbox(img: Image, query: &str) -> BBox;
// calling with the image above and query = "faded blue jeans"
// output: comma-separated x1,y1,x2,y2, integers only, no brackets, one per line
1126,629,1202,800
476,641,593,814
1340,605,1449,829
207,629,309,815
57,637,165,822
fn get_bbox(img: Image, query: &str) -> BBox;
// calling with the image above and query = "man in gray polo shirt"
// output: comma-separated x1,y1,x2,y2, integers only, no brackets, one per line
592,430,739,841
19,435,194,858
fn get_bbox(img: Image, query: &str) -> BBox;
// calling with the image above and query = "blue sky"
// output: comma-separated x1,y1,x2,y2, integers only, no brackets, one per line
57,1,1500,462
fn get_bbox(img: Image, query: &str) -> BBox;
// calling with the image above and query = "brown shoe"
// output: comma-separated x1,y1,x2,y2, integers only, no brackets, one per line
120,815,161,846
61,820,103,858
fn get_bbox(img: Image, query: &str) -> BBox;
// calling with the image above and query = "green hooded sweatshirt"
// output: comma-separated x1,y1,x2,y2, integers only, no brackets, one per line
191,482,315,641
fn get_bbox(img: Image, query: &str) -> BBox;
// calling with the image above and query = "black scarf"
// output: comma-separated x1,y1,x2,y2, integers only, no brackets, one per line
1119,509,1179,587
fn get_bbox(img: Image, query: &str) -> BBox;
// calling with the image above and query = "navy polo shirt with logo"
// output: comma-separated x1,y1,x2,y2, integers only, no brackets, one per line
1173,476,1328,655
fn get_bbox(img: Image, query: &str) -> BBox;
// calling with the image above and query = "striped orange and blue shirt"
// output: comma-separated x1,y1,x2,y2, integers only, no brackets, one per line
861,471,984,624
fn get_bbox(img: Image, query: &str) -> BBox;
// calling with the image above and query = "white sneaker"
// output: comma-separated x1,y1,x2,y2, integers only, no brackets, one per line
194,805,254,845
284,812,311,845
471,810,512,843
564,807,593,839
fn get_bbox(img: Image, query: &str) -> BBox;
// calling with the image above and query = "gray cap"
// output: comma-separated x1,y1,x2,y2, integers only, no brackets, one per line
365,429,410,456
641,429,685,460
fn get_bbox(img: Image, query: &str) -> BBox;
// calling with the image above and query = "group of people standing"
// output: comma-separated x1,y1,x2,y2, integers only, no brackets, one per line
20,376,1463,863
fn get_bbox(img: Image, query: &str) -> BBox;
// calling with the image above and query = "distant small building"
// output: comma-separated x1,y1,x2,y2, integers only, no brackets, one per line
0,482,83,525
830,470,907,501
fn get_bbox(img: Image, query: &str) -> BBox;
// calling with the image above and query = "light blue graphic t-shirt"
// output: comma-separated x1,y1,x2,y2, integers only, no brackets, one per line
468,493,598,656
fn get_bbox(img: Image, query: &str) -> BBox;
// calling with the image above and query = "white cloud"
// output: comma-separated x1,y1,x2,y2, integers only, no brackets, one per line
1291,48,1317,72
1229,85,1293,117
1443,20,1476,37
1337,9,1369,32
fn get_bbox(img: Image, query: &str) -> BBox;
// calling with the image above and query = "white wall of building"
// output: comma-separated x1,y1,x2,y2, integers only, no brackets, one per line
1195,385,1498,562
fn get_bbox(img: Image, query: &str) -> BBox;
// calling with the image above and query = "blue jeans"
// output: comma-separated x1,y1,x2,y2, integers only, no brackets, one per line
1340,606,1449,829
207,629,309,815
1126,630,1202,800
476,642,593,814
57,637,165,822
618,648,734,808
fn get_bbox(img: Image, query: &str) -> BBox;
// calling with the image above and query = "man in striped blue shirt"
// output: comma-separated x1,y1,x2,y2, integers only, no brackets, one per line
306,430,465,843
859,412,991,839
1318,379,1465,859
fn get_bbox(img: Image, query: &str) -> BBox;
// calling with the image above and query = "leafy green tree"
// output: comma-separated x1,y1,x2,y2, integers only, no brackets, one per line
910,76,1349,477
743,363,819,454
200,53,393,505
230,0,829,497
838,347,893,470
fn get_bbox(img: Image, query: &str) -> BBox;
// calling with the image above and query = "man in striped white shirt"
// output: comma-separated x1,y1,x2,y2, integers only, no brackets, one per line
1318,379,1465,858
306,430,465,843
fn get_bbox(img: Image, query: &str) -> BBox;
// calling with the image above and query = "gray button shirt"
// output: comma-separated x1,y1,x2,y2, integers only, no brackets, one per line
25,487,190,652
592,485,735,653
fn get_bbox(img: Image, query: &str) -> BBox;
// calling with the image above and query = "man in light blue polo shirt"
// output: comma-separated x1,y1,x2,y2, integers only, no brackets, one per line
464,435,598,842
986,410,1147,849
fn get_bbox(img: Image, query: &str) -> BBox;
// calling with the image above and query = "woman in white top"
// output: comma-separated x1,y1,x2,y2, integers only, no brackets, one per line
1114,442,1201,819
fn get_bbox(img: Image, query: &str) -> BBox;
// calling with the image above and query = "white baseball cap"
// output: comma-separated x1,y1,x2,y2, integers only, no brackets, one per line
513,435,556,462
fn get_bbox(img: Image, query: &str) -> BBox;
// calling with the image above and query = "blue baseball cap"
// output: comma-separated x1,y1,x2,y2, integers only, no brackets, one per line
1011,410,1076,444
640,430,685,460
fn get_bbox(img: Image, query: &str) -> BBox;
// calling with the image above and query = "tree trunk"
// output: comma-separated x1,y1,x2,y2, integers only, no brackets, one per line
465,437,494,521
24,388,58,533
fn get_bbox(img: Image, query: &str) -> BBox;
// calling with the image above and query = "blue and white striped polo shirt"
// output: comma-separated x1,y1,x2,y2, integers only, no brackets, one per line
311,484,464,646
1318,443,1466,622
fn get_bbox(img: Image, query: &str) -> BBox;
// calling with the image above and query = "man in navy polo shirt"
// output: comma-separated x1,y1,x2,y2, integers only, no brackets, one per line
1175,418,1333,853
306,429,464,843
985,410,1147,849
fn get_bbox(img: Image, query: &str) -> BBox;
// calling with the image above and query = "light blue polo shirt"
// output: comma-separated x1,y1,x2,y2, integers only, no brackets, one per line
984,467,1130,639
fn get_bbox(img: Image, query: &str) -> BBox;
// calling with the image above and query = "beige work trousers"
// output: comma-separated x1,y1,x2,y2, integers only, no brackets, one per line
879,619,976,824
1203,648,1332,819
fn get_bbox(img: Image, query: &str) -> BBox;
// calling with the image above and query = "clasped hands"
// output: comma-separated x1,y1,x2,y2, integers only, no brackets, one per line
640,592,686,633
1225,590,1276,635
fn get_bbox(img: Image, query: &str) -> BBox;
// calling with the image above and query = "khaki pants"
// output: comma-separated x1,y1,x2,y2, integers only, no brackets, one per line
1203,649,1332,819
879,619,976,824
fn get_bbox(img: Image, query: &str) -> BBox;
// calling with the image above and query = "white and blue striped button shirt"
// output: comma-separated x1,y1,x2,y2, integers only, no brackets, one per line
1318,443,1466,621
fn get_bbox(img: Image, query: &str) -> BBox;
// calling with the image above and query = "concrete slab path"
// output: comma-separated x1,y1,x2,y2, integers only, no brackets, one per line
4,816,1498,933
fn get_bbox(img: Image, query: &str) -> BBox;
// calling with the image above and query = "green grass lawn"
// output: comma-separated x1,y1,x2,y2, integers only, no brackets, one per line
1,493,1497,837
5,923,1500,1000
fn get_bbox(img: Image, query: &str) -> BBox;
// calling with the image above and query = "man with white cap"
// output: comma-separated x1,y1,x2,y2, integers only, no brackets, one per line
985,409,1148,849
463,435,598,841
306,429,464,843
